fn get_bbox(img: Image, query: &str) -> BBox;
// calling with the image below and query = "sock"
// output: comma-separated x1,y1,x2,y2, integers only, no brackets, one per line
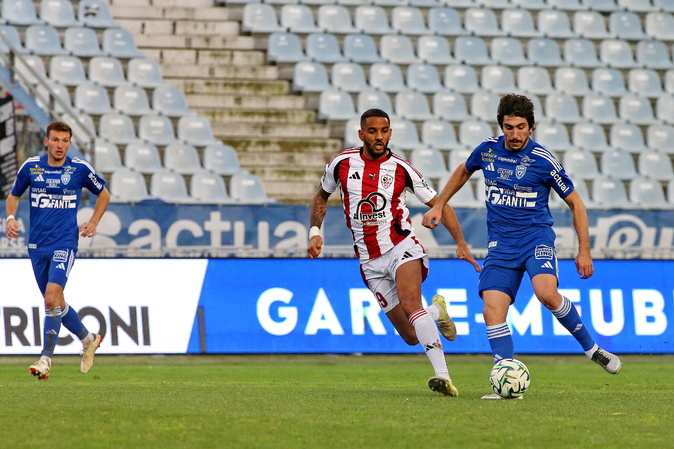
551,296,596,352
42,307,62,358
60,304,91,341
584,343,599,358
425,302,442,321
409,309,450,380
486,322,514,363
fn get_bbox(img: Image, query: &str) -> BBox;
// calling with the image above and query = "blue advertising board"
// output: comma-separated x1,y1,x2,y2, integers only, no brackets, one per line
187,259,674,355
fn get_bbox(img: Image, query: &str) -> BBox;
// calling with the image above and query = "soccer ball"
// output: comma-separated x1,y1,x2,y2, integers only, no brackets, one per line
489,358,531,399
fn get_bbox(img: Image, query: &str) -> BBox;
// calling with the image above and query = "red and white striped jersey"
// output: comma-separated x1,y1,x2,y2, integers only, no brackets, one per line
320,147,436,261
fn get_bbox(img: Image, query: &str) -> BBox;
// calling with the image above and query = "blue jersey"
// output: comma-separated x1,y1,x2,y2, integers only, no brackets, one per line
11,154,106,250
465,135,574,250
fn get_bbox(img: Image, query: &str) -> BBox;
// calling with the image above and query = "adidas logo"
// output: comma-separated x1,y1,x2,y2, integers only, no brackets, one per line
56,263,66,270
35,174,44,182
349,172,361,179
401,251,413,260
484,162,495,171
541,261,554,269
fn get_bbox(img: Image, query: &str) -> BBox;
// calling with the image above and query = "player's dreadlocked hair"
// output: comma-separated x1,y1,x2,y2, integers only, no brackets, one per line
46,121,73,138
360,108,390,128
497,94,535,130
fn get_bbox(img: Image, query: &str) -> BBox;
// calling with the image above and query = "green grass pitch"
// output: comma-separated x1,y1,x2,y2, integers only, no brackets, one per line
1,354,672,449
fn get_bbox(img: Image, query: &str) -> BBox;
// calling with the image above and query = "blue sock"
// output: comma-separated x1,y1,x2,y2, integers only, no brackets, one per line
42,307,62,358
60,304,89,340
552,296,595,352
486,322,514,363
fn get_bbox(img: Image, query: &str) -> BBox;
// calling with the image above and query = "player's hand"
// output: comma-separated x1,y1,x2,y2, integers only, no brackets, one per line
79,222,97,238
307,235,323,259
422,207,443,229
575,252,593,279
5,218,18,239
456,243,481,273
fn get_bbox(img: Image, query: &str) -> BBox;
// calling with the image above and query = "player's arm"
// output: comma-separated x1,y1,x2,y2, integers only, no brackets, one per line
422,163,473,229
563,189,593,279
79,187,110,238
425,196,481,272
307,186,331,259
5,194,20,239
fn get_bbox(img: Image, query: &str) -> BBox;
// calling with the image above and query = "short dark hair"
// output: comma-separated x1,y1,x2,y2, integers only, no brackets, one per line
360,108,390,128
46,121,72,139
497,94,535,129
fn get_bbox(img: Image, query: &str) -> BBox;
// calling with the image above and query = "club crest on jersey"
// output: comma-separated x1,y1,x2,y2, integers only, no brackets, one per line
516,165,527,179
380,174,393,189
61,173,71,185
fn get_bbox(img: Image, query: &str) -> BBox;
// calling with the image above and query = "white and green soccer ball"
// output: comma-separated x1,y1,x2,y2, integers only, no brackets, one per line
489,358,531,399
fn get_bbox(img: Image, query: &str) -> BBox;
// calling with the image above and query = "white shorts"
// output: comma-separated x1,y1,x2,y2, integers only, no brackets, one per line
360,236,429,313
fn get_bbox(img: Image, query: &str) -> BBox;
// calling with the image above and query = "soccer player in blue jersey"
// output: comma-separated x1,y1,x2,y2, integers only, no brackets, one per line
5,121,110,380
422,94,622,399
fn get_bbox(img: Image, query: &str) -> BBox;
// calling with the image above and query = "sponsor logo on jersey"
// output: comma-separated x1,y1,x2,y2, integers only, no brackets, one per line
534,245,554,260
349,172,361,180
34,174,44,182
549,169,570,193
497,168,513,180
484,162,495,171
56,263,66,270
401,251,413,261
515,165,527,179
30,166,44,175
31,193,77,209
380,174,393,189
520,155,535,166
497,156,518,163
488,241,498,248
53,250,68,263
485,186,537,207
368,173,375,180
88,172,102,190
353,192,387,224
481,148,496,162
541,261,554,269
46,178,60,188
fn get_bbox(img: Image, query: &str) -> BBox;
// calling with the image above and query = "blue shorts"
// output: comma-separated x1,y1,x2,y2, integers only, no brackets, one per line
478,230,559,303
29,248,76,295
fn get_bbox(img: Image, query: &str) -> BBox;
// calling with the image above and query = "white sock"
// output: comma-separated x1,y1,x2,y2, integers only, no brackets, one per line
82,333,94,346
409,309,450,380
584,343,599,358
425,302,442,321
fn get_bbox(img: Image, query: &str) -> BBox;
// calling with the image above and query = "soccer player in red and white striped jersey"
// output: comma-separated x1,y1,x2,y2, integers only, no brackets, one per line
308,109,480,396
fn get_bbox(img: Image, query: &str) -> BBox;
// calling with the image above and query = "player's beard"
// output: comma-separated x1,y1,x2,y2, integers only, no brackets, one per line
363,140,388,160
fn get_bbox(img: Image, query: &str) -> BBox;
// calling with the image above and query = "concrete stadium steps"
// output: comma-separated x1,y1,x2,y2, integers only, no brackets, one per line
109,0,340,204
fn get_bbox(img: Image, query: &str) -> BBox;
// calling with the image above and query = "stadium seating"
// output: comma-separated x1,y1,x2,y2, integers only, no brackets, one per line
203,143,243,176
229,172,272,204
49,55,87,87
421,120,461,152
64,27,105,57
127,58,165,88
592,175,630,208
89,56,127,87
600,148,637,180
190,170,232,205
318,88,356,120
152,85,191,117
293,61,331,93
124,141,164,174
406,64,442,93
2,0,43,26
177,115,220,147
40,0,79,28
114,84,152,116
305,33,346,64
150,169,195,203
629,176,668,208
433,90,471,122
109,168,150,203
394,90,433,121
416,35,454,65
78,0,118,29
163,142,203,174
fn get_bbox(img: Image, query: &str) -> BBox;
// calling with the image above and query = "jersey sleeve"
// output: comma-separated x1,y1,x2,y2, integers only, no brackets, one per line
75,159,106,195
319,158,341,194
536,149,575,199
408,169,436,204
465,146,485,173
10,160,32,197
